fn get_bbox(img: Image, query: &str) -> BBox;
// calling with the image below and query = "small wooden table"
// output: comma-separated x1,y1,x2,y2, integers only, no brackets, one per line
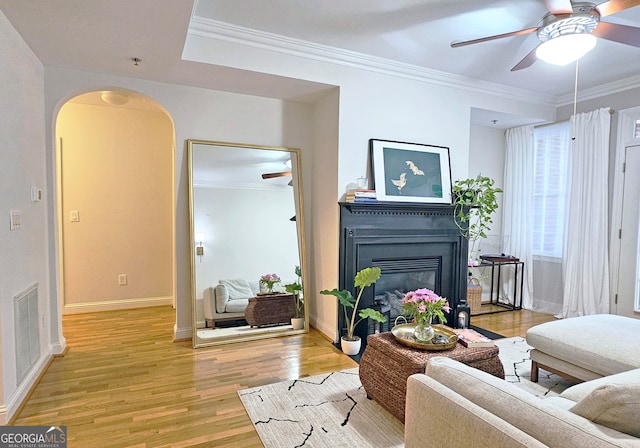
359,331,504,422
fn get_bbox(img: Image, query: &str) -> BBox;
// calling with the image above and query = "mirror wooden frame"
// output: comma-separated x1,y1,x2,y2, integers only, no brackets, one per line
187,139,309,348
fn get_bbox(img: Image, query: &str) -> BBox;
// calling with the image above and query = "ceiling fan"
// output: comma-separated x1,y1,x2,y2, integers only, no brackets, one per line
261,168,296,220
261,171,292,180
451,0,640,71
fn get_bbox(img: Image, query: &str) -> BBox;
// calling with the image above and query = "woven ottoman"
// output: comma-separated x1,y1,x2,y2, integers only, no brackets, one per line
244,293,295,327
359,331,504,422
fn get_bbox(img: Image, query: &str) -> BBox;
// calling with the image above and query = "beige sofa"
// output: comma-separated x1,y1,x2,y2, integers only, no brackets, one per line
405,357,640,447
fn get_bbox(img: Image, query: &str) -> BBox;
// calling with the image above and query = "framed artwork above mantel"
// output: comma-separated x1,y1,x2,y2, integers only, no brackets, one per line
370,139,452,204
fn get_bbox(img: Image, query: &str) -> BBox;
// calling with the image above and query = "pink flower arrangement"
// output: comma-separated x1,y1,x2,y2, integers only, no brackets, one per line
260,273,281,292
401,288,451,326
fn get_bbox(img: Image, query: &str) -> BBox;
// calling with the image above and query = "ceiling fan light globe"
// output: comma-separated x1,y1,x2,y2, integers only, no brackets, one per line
536,33,597,65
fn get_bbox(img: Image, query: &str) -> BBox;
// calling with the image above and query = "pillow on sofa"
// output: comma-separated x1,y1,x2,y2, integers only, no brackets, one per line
220,279,255,300
214,285,229,313
569,384,640,437
561,368,640,402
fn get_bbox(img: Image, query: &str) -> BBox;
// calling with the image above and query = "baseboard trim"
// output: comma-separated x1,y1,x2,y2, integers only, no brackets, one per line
174,324,193,342
309,314,338,343
3,347,54,425
63,296,173,314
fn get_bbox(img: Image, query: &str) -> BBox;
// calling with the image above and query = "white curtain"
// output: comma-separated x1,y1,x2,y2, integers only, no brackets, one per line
502,126,535,309
558,108,611,317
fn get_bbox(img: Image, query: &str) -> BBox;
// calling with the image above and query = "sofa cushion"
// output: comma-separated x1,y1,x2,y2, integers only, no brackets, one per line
561,368,640,402
220,278,255,300
569,384,640,438
425,357,638,447
225,298,250,313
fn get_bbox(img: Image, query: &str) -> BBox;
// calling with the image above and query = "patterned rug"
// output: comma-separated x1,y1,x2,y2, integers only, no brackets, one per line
238,337,578,448
495,337,578,397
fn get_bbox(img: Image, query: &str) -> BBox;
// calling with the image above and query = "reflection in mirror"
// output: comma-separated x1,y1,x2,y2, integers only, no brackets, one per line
188,140,308,348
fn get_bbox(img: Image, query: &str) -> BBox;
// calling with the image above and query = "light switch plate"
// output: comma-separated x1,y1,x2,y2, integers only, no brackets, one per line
31,187,43,202
10,210,21,230
70,210,80,222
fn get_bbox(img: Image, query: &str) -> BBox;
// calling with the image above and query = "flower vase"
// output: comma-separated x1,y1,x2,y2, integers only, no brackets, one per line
414,318,435,342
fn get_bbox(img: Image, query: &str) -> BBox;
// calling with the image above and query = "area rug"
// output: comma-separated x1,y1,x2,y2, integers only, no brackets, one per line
238,337,579,448
494,336,578,397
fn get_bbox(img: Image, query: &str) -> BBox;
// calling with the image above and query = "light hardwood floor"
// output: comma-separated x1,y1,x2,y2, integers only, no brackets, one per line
11,306,555,447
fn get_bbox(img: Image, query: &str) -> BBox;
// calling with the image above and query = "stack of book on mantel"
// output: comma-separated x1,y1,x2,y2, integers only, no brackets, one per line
345,189,377,203
453,328,495,348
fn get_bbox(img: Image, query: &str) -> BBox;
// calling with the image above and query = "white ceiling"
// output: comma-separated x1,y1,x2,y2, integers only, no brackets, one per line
1,0,639,128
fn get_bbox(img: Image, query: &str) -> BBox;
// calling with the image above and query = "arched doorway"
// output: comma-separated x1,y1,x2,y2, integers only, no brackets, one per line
55,90,175,323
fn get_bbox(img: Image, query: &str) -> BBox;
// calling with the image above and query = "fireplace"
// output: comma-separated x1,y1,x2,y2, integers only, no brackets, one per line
338,201,468,344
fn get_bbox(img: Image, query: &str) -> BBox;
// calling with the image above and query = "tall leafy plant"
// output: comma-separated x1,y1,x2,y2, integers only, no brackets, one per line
284,265,304,318
320,267,387,341
452,175,502,261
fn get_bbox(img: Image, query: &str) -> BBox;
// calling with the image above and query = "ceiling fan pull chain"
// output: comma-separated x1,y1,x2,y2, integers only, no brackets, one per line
572,59,579,140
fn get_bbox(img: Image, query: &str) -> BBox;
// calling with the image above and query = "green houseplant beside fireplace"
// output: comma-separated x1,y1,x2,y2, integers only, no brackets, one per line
320,267,387,355
453,174,502,315
452,174,502,264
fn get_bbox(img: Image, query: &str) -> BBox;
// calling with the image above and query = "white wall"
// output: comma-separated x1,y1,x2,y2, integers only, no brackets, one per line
0,11,51,424
308,88,340,339
468,125,506,249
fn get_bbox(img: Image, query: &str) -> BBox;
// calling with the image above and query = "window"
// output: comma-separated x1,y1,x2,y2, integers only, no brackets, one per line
532,122,570,258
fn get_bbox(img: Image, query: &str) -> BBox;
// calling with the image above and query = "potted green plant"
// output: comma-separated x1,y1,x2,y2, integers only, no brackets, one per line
452,174,502,264
284,265,304,330
320,267,387,355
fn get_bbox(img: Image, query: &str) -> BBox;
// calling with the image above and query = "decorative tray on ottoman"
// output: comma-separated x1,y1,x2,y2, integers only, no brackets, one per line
391,323,458,351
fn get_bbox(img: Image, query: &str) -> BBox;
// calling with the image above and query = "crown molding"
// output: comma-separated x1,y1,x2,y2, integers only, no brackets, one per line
193,180,289,191
556,73,640,107
188,17,558,107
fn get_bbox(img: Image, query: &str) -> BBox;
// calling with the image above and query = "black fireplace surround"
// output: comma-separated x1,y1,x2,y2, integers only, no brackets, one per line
338,201,468,344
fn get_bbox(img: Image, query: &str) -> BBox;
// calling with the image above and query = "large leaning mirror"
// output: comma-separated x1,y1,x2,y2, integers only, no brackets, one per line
188,139,309,348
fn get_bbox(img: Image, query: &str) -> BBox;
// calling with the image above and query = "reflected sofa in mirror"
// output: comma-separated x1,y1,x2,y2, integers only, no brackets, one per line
187,139,308,348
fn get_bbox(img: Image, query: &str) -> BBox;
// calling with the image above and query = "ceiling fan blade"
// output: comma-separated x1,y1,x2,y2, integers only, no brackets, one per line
593,21,640,46
451,27,539,48
596,0,640,17
261,171,292,179
511,45,540,71
542,0,574,14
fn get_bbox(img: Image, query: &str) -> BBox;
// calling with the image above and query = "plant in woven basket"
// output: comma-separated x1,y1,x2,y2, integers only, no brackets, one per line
452,174,502,265
320,267,387,341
